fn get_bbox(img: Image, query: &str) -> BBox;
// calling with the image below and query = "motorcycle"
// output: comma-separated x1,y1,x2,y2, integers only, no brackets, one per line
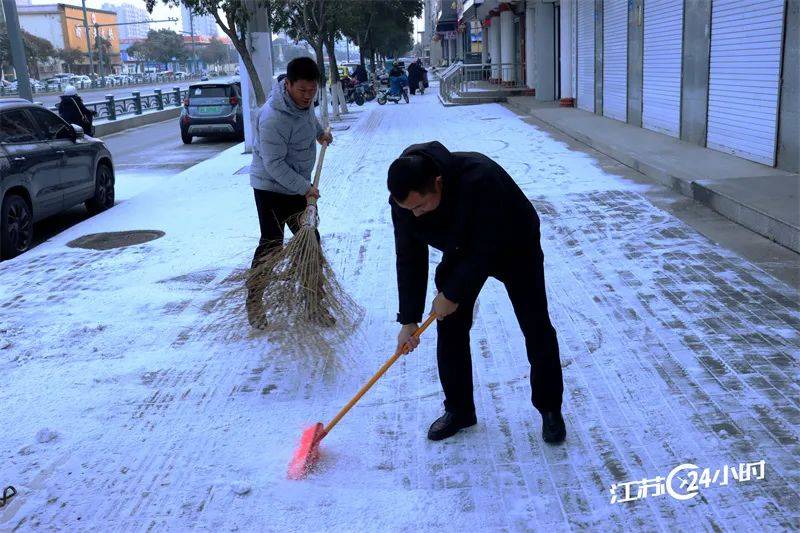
361,82,376,102
377,84,409,105
341,77,365,106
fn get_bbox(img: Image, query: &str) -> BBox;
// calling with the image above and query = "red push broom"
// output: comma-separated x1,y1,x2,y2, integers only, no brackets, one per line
287,312,438,480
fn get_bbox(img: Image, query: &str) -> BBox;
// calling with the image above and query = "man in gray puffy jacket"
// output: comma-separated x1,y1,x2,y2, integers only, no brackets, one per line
247,57,333,329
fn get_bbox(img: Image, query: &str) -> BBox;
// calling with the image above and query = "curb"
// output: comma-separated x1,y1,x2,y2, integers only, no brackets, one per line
690,180,800,253
438,93,507,107
94,107,182,137
506,102,800,254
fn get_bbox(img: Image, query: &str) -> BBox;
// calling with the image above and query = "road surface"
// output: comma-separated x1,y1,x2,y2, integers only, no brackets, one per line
31,77,234,107
31,118,239,248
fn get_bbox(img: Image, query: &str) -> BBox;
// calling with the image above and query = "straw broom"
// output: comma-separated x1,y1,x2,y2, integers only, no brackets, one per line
246,130,362,360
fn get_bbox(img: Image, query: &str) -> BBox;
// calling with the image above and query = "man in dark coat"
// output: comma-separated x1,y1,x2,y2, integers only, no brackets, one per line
57,86,96,136
407,59,423,95
352,64,368,84
388,141,566,444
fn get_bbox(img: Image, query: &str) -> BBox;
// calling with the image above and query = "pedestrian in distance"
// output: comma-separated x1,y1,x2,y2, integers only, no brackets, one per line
388,63,409,99
407,58,425,95
247,57,334,329
388,141,566,444
352,63,368,84
57,85,97,136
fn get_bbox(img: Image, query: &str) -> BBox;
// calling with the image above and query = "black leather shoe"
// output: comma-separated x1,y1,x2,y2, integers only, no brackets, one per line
541,411,566,444
427,411,477,441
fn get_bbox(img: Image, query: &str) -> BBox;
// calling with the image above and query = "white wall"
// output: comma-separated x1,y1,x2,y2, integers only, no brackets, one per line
430,39,443,66
560,0,574,100
18,13,66,49
525,4,535,89
534,1,555,99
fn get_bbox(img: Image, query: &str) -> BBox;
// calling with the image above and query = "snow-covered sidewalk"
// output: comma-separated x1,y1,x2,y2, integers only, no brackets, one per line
1,88,798,531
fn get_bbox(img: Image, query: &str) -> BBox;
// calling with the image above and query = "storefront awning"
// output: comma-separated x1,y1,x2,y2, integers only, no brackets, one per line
462,0,485,20
436,20,457,32
436,0,458,32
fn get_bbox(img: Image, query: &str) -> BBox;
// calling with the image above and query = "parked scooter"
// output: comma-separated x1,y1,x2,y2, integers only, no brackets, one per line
361,82,376,102
377,85,409,105
341,76,365,106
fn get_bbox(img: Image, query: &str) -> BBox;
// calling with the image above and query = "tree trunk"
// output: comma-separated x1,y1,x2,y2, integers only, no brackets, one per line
358,39,366,70
312,40,328,127
326,35,348,117
238,45,266,105
325,35,340,84
223,31,265,105
325,37,340,120
313,40,325,83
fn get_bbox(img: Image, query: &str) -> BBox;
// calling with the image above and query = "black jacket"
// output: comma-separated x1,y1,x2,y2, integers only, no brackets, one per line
57,95,94,127
408,61,424,87
352,65,368,83
390,141,541,324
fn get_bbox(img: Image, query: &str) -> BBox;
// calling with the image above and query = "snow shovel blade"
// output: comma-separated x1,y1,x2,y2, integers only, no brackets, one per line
287,422,326,480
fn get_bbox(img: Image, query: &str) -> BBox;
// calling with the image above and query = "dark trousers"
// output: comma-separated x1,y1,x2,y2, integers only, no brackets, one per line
250,188,318,271
434,236,563,417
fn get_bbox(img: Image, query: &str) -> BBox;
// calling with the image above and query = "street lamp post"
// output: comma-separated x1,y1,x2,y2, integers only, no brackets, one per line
94,23,104,79
189,11,197,74
1,0,32,100
81,0,95,77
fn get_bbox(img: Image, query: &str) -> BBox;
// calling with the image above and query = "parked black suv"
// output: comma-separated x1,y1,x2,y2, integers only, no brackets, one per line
0,99,115,259
180,82,244,144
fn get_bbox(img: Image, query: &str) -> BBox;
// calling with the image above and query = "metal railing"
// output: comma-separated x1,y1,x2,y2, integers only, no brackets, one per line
0,73,209,98
437,61,464,101
439,61,528,103
40,87,189,122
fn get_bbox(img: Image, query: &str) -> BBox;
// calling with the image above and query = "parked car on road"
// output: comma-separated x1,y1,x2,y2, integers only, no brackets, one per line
179,82,244,144
0,99,115,259
23,79,46,91
44,79,64,91
47,74,72,86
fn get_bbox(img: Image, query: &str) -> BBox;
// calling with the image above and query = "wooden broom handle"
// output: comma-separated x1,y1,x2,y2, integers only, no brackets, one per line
307,127,331,207
324,312,438,435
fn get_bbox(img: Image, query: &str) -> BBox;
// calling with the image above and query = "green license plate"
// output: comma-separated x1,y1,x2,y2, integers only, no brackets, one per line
198,106,222,114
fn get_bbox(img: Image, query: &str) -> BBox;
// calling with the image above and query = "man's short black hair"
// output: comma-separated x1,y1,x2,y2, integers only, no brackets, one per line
286,57,320,83
387,154,440,202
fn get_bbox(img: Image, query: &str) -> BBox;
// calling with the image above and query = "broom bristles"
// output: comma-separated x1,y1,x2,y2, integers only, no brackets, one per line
246,209,363,363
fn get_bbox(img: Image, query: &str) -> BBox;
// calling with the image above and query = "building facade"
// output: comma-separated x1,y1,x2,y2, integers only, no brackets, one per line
429,0,797,172
181,5,218,39
18,3,122,76
102,2,150,41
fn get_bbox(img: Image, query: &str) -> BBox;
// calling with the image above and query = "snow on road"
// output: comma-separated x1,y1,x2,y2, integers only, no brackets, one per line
1,88,798,531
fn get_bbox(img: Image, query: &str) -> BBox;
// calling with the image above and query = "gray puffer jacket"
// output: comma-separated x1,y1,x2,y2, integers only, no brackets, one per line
250,80,323,195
